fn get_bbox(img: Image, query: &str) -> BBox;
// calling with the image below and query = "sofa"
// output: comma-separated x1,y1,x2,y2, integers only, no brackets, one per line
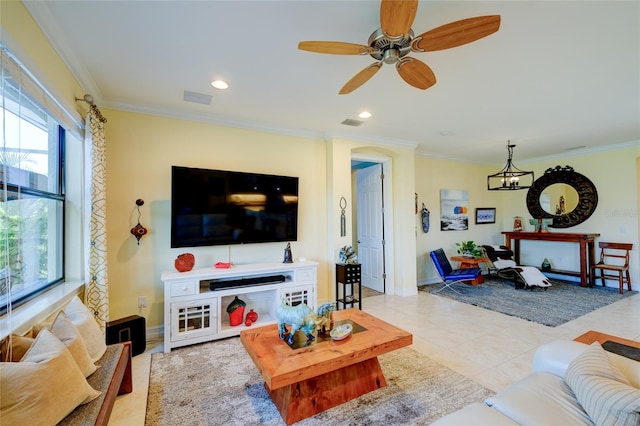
433,340,640,425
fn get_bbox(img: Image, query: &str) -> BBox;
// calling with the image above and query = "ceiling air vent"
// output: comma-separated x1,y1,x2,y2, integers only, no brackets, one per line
183,90,213,105
341,119,364,127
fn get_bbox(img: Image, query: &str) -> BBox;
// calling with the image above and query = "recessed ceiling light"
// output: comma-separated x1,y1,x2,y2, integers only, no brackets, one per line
211,80,229,90
358,111,372,119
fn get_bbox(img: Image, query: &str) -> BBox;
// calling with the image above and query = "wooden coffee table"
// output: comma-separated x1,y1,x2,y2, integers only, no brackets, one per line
574,330,640,349
239,308,412,425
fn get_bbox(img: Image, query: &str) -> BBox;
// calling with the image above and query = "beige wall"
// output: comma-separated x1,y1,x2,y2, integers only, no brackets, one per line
104,109,329,325
416,146,640,289
329,141,418,297
103,114,420,326
1,1,86,123
3,2,421,329
415,156,506,282
2,1,88,283
515,147,640,285
5,3,639,334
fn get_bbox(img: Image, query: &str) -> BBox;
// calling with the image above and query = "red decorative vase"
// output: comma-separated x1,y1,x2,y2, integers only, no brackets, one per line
246,309,258,323
226,296,246,326
175,253,195,272
228,306,245,326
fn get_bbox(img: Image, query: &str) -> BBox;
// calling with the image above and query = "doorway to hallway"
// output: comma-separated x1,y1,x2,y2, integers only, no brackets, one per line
351,155,394,294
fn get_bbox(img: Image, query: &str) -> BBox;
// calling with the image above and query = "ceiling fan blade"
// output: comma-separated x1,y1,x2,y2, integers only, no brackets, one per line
396,57,436,90
339,62,383,95
380,0,418,38
298,41,371,55
413,15,501,52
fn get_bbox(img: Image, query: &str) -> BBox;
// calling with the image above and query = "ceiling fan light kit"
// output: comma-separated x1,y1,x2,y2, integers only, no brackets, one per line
298,0,500,94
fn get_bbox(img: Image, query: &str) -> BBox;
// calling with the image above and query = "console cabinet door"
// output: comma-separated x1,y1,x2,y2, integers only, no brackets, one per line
170,297,218,341
280,284,315,309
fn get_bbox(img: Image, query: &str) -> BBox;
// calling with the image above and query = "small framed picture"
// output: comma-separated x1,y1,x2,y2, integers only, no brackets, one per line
475,207,496,224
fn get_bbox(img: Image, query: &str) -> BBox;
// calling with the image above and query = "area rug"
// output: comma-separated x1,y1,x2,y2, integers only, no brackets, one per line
420,275,637,327
145,337,493,425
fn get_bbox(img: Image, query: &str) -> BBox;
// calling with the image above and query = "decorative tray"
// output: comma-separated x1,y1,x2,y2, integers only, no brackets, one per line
330,323,353,341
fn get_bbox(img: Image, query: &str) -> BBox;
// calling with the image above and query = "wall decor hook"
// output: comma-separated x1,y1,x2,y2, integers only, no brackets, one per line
339,196,347,237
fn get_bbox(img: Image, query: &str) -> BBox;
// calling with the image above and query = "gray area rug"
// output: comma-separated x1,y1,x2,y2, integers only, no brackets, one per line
145,337,493,425
420,275,637,327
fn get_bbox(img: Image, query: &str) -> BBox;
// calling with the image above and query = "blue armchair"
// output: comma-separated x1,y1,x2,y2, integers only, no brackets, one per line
429,248,482,293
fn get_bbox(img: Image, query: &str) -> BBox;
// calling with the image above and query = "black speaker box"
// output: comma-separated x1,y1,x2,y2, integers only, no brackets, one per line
106,315,146,356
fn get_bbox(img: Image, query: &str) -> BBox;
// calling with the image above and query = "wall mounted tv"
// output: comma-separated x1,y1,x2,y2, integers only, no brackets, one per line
171,166,299,248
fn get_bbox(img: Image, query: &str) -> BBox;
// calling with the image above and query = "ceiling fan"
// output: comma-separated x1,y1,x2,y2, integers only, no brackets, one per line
298,0,500,94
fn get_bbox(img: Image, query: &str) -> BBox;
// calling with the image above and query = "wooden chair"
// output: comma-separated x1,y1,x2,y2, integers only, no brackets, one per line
592,242,632,294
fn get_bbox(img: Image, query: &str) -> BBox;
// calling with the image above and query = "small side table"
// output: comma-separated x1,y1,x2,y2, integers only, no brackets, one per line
336,263,361,310
450,256,489,285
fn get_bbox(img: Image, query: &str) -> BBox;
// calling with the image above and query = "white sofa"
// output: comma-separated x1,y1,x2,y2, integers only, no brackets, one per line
433,340,640,425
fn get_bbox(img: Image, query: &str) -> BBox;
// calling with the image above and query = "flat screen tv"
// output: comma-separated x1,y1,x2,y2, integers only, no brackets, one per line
171,166,299,248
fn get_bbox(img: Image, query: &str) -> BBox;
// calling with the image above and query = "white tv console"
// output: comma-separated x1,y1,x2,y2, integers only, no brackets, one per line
161,260,318,353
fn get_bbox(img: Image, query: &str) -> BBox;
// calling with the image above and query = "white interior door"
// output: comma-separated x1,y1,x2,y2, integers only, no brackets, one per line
356,164,384,292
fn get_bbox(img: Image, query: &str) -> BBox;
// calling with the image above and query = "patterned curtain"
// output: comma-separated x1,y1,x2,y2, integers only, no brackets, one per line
84,108,109,331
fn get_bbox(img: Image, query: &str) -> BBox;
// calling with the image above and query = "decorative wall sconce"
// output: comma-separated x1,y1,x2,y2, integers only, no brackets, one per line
130,199,148,244
339,197,347,237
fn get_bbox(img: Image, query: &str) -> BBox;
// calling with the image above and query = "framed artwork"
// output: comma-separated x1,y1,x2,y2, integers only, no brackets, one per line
475,207,496,224
440,189,468,231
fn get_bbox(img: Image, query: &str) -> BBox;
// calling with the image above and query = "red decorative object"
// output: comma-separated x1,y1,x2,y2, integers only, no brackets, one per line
245,317,253,326
228,306,245,326
246,309,258,323
130,223,148,244
226,296,246,326
174,253,195,272
130,199,148,245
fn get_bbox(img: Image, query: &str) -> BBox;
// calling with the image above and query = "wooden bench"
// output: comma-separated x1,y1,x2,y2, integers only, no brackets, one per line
1,283,134,425
59,341,133,426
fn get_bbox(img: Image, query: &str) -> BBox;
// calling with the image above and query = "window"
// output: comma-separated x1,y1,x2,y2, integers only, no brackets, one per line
1,53,65,314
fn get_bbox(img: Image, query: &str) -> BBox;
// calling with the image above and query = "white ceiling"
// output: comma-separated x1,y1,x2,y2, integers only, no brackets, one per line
24,0,640,165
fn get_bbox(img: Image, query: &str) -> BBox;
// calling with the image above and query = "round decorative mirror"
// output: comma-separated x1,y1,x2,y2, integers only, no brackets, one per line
526,166,598,228
539,183,579,215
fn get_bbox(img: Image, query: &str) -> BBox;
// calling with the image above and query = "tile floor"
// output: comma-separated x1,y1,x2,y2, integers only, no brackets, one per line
109,288,640,425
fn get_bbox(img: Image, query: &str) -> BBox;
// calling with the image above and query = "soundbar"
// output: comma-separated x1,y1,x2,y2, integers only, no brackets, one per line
207,274,286,291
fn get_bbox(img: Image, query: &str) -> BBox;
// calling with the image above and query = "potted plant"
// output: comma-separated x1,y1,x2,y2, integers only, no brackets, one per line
456,241,482,258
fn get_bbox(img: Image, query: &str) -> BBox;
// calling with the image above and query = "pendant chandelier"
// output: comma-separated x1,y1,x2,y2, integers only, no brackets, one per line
487,142,534,190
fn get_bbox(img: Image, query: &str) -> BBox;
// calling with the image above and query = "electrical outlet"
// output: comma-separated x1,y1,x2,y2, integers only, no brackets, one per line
138,296,147,308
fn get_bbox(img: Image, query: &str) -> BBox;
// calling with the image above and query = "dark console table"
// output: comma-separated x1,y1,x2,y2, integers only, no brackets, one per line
502,232,600,287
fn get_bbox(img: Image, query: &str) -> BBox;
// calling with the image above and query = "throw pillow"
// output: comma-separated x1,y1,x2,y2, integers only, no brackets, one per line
0,329,101,426
566,342,640,426
569,374,640,426
494,258,517,269
0,334,35,362
566,342,630,385
35,311,98,377
64,296,107,363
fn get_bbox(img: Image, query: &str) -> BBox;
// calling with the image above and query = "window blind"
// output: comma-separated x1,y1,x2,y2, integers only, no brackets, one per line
1,45,83,138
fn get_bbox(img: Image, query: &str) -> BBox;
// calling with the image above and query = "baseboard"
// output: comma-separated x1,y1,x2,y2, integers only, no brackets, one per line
417,278,440,286
544,273,580,283
397,286,418,297
146,324,163,341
